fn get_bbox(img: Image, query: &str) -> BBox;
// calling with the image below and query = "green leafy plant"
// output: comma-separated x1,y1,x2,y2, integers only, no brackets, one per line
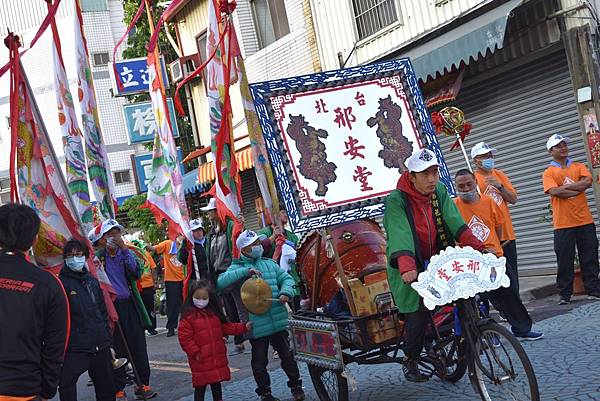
121,0,197,169
539,204,553,224
121,194,167,244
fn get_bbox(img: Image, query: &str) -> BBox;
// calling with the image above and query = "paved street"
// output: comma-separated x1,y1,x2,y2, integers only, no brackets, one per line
54,297,600,401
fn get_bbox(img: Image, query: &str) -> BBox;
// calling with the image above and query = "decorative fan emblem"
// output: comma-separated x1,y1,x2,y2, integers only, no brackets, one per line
419,150,433,162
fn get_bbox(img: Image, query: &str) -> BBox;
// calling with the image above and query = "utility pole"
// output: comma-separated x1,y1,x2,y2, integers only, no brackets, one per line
557,15,600,213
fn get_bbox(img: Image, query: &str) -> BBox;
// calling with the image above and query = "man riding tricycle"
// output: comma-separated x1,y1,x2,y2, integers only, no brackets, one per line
248,57,541,401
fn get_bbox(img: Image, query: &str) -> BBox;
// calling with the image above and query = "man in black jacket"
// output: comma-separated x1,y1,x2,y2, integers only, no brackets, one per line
58,239,116,401
178,218,210,281
0,203,69,401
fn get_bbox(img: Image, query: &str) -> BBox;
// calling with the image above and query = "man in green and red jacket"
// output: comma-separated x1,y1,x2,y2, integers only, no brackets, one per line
384,149,483,383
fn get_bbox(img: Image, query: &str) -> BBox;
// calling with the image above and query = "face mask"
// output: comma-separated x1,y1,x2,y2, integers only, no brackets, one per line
458,190,478,202
194,238,206,246
105,237,118,250
193,298,209,309
248,245,264,259
66,256,86,272
481,158,495,170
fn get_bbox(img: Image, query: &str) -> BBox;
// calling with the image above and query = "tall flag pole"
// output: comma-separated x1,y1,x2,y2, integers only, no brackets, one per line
143,0,192,242
74,0,117,220
205,0,244,256
7,33,88,272
231,27,280,222
47,0,93,231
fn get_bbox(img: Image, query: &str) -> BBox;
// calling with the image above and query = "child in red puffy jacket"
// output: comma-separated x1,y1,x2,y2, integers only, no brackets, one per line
178,279,251,401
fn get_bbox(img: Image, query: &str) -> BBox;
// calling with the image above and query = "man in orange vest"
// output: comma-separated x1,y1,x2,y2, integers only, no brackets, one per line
471,142,520,295
542,134,600,304
147,234,185,337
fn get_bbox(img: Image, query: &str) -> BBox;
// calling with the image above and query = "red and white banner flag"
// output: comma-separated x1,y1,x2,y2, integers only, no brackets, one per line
144,48,192,242
74,0,117,222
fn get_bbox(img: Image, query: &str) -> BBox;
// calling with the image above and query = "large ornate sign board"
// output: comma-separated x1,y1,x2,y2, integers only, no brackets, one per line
411,246,510,310
250,59,453,232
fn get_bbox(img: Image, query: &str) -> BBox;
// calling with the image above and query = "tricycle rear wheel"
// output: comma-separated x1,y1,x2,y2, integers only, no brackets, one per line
307,365,349,401
436,335,468,382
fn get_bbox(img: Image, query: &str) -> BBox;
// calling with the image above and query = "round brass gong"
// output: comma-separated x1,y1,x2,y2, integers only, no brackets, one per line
241,277,273,315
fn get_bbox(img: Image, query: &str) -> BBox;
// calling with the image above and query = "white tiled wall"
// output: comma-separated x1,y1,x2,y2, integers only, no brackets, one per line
82,11,129,148
107,150,136,197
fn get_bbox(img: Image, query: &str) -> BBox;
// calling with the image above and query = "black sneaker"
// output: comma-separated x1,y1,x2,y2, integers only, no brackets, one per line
291,386,305,401
558,297,571,305
260,392,281,401
147,329,158,336
588,292,600,300
166,329,176,337
403,359,428,383
134,385,157,399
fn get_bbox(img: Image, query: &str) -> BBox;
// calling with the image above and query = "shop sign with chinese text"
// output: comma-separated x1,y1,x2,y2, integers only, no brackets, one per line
411,246,510,311
250,59,452,232
133,148,183,193
123,98,179,144
110,56,169,96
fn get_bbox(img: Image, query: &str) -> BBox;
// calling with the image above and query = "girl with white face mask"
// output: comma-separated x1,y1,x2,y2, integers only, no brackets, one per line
178,279,252,401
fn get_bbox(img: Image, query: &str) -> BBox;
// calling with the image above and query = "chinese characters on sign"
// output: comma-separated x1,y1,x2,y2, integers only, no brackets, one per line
111,57,169,96
123,98,180,144
133,148,184,193
274,78,422,214
434,259,483,283
411,247,510,310
250,59,453,232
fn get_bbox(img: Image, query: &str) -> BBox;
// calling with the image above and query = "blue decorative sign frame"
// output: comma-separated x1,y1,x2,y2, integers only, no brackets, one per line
123,98,180,144
250,58,453,233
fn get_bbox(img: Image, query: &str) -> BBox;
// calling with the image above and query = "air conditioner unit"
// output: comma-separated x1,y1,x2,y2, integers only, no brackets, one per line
169,54,201,83
169,58,184,83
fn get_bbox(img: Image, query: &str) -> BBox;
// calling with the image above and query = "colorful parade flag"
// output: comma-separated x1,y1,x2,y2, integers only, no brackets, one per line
74,0,117,221
49,6,93,231
6,33,86,273
144,45,192,241
233,28,280,219
206,0,242,219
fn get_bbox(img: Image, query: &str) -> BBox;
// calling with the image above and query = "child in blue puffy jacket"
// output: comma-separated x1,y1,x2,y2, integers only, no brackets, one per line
217,230,305,401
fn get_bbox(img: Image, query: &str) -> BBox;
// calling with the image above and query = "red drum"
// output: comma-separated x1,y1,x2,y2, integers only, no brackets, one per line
297,219,387,308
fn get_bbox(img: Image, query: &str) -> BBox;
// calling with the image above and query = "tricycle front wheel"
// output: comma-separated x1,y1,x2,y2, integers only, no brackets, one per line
307,365,349,401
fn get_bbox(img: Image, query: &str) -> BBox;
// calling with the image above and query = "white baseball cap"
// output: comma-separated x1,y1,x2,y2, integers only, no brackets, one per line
189,219,204,232
236,229,266,250
546,134,569,151
87,219,124,244
200,198,217,211
406,148,439,173
470,142,497,159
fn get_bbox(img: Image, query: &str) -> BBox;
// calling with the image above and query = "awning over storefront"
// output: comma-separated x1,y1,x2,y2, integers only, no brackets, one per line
404,0,524,81
183,146,254,194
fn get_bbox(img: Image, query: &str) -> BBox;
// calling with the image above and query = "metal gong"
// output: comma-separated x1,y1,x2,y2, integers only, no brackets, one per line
241,277,273,315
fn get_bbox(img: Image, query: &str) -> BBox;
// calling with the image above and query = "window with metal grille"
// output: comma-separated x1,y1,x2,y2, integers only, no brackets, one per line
92,52,110,67
251,0,290,49
114,170,131,185
0,178,10,191
352,0,400,40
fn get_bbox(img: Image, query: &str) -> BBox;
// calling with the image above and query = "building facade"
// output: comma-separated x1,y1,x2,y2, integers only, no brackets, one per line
166,0,321,229
309,0,600,274
0,0,142,206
